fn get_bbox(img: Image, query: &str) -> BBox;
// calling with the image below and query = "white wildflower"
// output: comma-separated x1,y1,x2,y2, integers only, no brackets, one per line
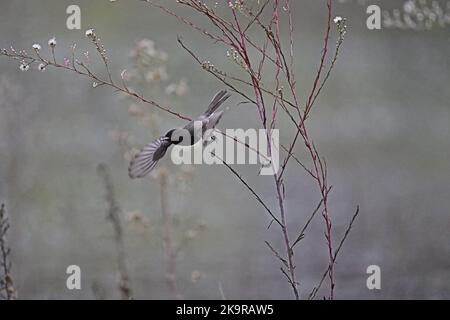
333,16,343,24
85,28,95,38
38,63,46,72
19,62,29,72
48,37,57,47
32,43,41,51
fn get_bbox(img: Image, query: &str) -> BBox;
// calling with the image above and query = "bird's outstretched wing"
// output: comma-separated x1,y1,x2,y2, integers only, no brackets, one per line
128,136,172,179
204,90,231,116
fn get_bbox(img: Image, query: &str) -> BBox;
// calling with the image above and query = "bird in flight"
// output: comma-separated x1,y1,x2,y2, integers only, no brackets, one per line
128,90,231,179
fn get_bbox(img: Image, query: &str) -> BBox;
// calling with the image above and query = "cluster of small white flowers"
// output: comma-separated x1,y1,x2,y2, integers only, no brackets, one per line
228,0,243,10
16,43,50,72
201,60,215,71
202,59,227,76
8,37,62,73
226,48,247,71
129,39,168,63
334,16,347,44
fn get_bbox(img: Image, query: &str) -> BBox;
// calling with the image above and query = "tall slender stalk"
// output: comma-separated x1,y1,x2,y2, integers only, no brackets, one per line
97,164,133,300
0,203,17,300
159,168,181,299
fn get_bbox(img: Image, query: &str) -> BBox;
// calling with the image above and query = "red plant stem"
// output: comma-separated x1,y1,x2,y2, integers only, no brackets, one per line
270,1,281,132
304,0,334,299
274,174,299,299
231,8,267,128
285,0,295,81
306,1,332,114
314,0,334,300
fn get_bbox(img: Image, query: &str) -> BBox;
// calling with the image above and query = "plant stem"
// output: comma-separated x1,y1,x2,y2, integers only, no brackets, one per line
159,169,181,299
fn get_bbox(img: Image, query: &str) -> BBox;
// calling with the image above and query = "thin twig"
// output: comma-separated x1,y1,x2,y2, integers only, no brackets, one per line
212,152,282,228
291,187,333,250
309,206,360,300
265,241,288,268
1,46,191,121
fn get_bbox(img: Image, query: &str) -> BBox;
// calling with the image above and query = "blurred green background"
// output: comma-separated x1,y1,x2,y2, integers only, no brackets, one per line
0,0,449,299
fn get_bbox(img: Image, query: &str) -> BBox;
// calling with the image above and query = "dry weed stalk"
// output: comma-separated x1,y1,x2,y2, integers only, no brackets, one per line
97,164,133,300
159,168,182,299
0,203,17,300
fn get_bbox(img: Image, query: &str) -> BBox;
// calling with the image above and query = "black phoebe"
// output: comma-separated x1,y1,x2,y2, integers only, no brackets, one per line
128,90,231,179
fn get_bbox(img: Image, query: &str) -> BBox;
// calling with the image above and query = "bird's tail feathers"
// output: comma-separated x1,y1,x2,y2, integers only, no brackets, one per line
205,90,231,116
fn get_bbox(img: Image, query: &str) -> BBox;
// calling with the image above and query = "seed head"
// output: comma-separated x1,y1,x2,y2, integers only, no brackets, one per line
48,37,57,47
